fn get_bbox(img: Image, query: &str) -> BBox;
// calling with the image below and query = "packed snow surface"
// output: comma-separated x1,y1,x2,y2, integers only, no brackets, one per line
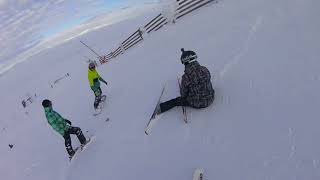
0,0,320,179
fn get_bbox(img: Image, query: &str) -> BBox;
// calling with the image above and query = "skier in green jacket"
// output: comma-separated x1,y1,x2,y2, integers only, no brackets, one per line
42,99,87,158
88,62,108,110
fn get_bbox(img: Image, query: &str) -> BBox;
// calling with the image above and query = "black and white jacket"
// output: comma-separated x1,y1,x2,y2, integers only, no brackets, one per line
181,61,214,108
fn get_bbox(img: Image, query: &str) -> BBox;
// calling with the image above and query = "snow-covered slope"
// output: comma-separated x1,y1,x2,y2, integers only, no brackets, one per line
1,0,320,179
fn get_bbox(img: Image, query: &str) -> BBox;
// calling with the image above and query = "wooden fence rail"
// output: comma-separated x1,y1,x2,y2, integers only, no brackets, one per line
122,29,143,50
144,14,162,32
95,0,217,66
144,13,168,34
175,0,217,20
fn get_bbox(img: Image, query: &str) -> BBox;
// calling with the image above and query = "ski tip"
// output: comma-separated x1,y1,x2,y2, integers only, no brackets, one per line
145,125,153,135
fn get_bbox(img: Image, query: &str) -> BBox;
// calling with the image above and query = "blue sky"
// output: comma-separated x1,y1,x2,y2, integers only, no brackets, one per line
42,0,122,38
0,0,159,69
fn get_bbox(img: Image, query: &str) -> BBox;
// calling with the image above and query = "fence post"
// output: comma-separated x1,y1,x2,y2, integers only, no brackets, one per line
172,0,179,23
120,43,125,54
138,28,143,40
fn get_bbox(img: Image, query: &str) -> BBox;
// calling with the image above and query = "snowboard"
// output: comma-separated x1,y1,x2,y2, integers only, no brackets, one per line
144,85,166,135
69,136,95,161
93,95,107,116
193,168,204,180
177,77,188,123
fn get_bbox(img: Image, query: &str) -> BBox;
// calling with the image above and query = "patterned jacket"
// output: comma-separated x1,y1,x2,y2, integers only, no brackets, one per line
181,61,214,108
44,107,70,136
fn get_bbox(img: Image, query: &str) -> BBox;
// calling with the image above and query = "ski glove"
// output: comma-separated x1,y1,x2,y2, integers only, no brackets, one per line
65,119,72,125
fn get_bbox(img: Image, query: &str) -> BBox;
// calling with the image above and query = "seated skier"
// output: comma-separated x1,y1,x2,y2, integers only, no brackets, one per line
158,48,215,114
42,99,87,158
87,62,108,110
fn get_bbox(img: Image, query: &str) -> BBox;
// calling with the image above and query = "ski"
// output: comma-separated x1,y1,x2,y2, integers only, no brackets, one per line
177,77,188,123
193,168,204,180
145,84,166,135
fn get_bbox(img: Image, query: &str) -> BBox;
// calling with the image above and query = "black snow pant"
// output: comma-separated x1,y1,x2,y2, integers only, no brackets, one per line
63,126,86,156
94,87,102,109
159,96,190,113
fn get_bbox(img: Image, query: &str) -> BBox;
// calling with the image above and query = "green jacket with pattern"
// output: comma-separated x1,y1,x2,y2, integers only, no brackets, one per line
44,107,70,136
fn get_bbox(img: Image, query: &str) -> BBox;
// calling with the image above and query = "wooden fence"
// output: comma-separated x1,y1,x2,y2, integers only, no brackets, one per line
144,13,168,34
175,0,217,20
122,29,144,51
95,0,217,66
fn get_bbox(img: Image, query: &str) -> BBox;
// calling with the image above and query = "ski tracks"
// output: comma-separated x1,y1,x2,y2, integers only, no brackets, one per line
220,16,264,78
287,127,320,170
288,127,296,159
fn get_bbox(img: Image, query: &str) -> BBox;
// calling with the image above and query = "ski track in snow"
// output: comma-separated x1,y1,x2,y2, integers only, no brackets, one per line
313,159,319,169
23,163,37,176
288,127,296,159
220,16,263,78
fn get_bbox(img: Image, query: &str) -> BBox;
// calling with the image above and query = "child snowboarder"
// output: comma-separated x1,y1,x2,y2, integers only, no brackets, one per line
157,48,215,114
88,62,108,110
42,99,87,159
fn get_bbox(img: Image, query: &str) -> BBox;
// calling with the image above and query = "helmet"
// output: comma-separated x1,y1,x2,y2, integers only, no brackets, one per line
88,62,96,70
180,48,197,65
42,99,52,108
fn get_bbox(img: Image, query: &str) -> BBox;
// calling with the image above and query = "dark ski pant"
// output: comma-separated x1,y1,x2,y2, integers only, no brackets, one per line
160,97,190,113
93,87,102,109
63,126,86,156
